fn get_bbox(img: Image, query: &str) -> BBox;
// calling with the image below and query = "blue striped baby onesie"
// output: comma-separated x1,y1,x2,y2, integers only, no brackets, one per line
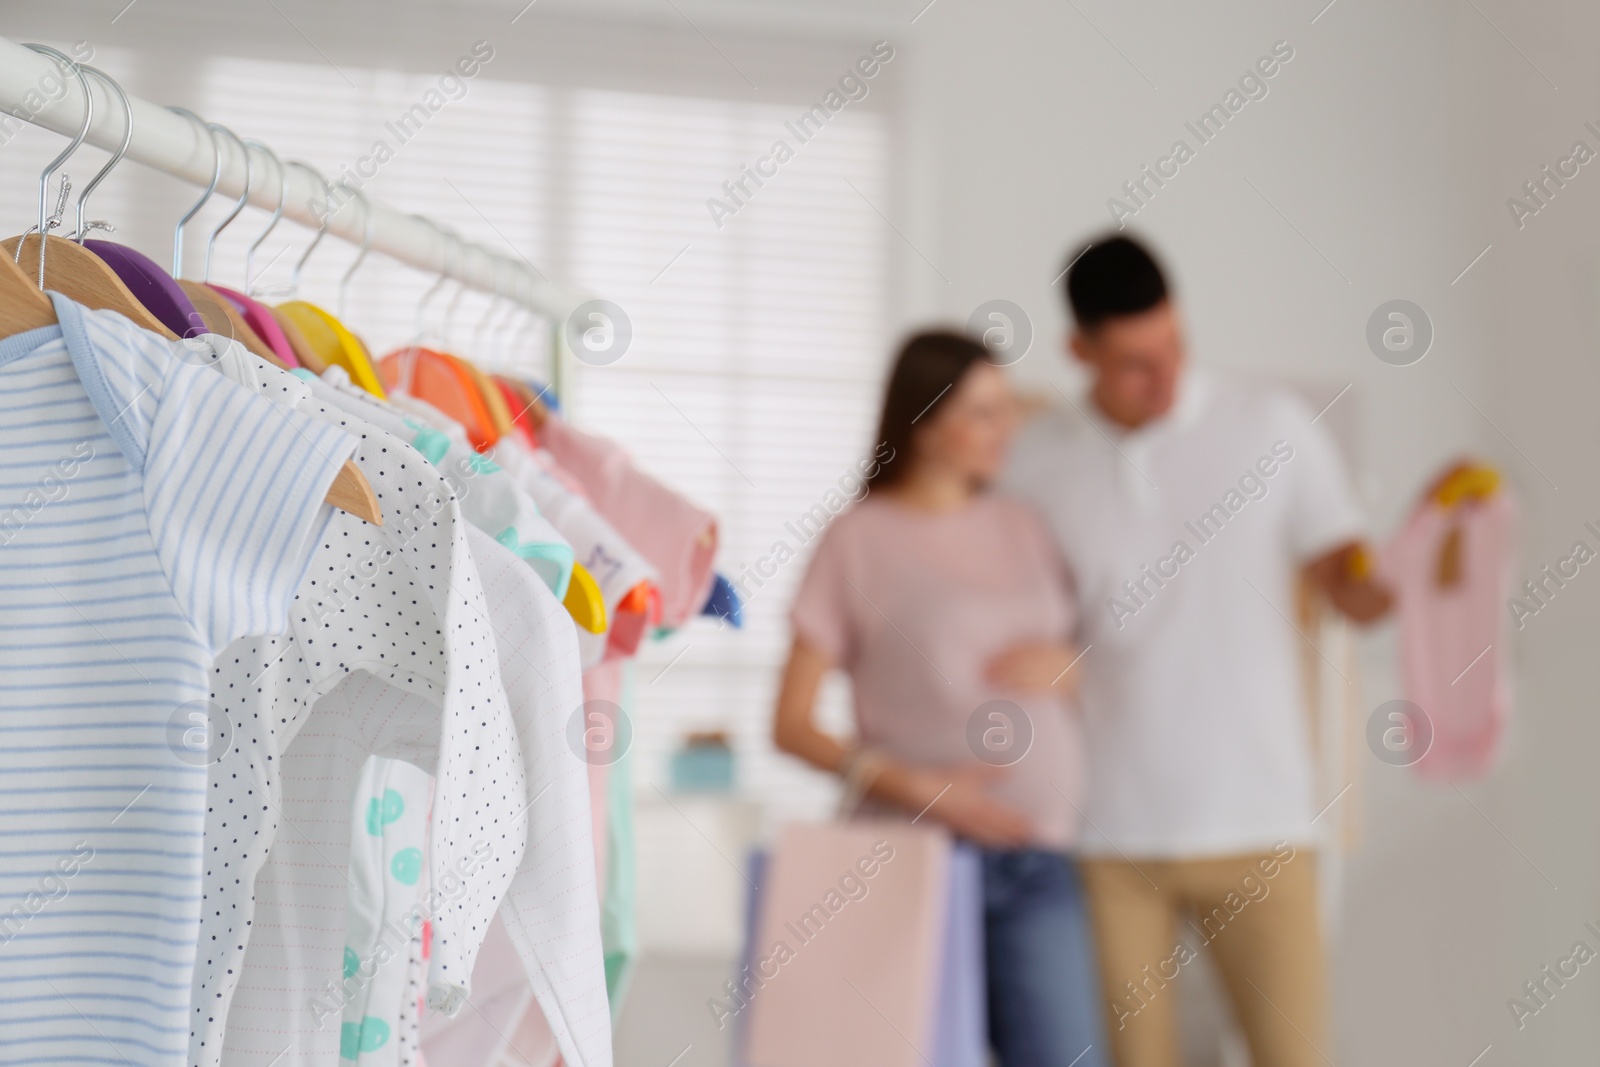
0,293,356,1065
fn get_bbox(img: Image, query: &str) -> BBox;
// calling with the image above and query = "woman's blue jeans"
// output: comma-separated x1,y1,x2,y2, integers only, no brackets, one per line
981,848,1110,1067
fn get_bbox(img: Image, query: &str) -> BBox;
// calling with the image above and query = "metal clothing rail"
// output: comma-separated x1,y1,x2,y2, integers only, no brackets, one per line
0,35,579,321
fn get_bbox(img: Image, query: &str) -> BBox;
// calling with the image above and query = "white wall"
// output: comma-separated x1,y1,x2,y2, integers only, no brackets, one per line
894,0,1591,1064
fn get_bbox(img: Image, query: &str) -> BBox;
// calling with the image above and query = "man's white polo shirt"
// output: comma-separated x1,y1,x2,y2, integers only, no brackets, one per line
1005,372,1364,858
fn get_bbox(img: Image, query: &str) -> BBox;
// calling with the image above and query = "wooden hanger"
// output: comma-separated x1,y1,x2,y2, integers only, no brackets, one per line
328,462,382,525
183,296,376,523
491,376,540,447
174,123,284,370
163,116,382,529
6,243,379,526
4,234,180,340
270,304,329,374
511,376,551,428
0,244,57,336
176,280,285,368
3,55,180,341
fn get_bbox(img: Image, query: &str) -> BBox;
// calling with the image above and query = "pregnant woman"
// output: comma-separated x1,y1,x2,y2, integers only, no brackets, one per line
773,330,1108,1067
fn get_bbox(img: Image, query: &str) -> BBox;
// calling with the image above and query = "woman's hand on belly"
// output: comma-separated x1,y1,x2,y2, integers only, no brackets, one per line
985,640,1083,695
902,763,1034,849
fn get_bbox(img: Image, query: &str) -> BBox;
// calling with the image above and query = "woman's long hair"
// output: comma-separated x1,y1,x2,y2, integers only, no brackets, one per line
865,330,992,491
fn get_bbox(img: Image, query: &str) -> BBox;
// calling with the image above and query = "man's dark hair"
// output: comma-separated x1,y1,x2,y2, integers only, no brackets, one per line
1062,234,1169,331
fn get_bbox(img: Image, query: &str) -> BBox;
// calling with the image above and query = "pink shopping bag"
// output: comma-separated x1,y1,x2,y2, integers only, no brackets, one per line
741,821,952,1067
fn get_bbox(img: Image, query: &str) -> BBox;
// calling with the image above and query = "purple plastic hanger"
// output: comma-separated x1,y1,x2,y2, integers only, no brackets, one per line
84,239,207,339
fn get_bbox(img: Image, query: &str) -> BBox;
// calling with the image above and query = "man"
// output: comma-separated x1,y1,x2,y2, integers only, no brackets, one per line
1005,235,1391,1067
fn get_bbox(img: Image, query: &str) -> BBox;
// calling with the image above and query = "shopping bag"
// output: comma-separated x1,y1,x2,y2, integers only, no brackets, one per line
737,820,985,1067
931,843,986,1067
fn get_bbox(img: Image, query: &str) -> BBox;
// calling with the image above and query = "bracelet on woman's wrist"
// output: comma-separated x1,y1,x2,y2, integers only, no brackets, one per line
837,743,887,814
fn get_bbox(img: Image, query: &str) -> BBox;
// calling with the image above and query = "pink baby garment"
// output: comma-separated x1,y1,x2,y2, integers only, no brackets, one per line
540,417,718,629
1381,480,1516,779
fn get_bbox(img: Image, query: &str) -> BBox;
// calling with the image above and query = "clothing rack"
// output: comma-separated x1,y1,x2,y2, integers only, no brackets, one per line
0,35,582,322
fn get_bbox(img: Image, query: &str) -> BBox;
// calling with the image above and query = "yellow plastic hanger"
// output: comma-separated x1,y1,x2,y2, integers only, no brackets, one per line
268,304,327,373
1433,462,1500,507
278,300,387,396
273,161,386,396
163,132,379,528
563,563,608,634
316,305,386,397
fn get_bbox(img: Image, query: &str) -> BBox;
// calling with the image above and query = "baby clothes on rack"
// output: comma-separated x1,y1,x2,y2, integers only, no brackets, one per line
181,337,441,1067
222,490,526,1066
321,366,576,599
275,375,617,1067
0,296,356,1067
341,756,435,1066
502,420,724,1024
5,292,711,1067
441,524,614,1067
491,439,660,668
171,337,525,1064
262,368,612,1067
540,416,718,630
397,904,431,1067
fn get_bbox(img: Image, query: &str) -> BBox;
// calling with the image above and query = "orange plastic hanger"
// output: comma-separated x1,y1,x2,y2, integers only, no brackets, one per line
619,581,662,625
493,375,541,447
378,346,500,450
459,356,513,441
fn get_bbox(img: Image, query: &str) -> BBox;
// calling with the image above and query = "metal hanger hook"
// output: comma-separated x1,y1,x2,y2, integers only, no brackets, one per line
70,64,132,243
243,139,285,296
495,262,533,366
473,254,512,360
284,160,332,298
499,258,538,367
166,106,221,279
203,123,252,283
18,43,93,288
443,240,490,349
496,266,528,366
337,184,374,320
413,218,461,344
